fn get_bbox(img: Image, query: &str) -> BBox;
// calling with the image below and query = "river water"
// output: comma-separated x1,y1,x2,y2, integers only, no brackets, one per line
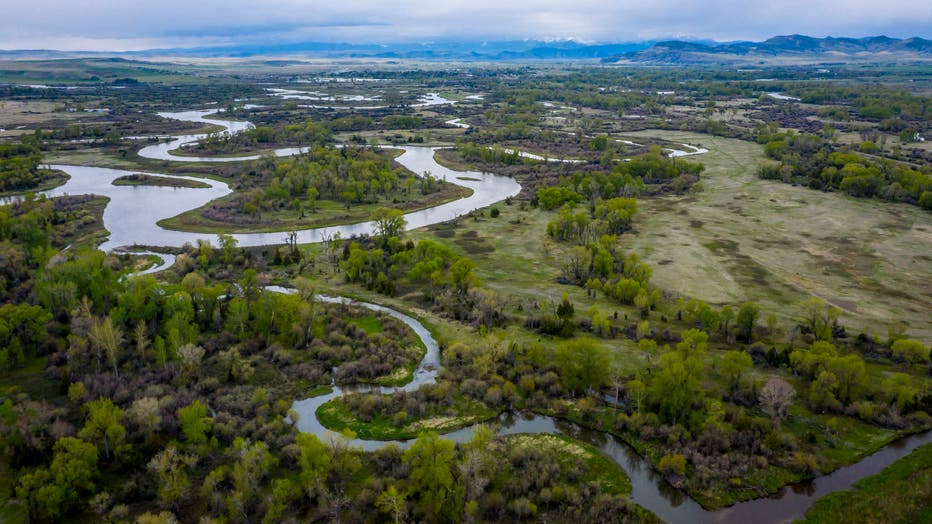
46,111,520,250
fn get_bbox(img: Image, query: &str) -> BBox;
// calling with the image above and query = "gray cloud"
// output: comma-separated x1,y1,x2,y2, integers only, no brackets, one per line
1,0,929,51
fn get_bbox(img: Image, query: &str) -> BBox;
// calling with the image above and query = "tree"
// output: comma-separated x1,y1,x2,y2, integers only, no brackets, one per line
134,320,150,362
627,375,647,414
758,378,796,427
720,305,735,339
458,425,493,515
217,233,239,264
403,433,456,520
826,354,867,404
79,398,126,460
717,351,753,394
736,301,760,343
676,329,709,359
177,343,205,382
554,338,610,395
228,438,277,519
178,400,211,446
449,258,477,295
594,197,637,234
16,437,98,521
88,316,124,377
650,352,702,425
555,293,575,334
809,371,841,412
129,396,162,434
881,373,919,411
377,485,408,524
800,297,840,341
148,447,198,510
295,433,330,502
370,207,406,244
891,339,930,365
136,512,180,524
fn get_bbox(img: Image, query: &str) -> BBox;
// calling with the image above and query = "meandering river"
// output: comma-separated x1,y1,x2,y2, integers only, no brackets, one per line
31,108,928,523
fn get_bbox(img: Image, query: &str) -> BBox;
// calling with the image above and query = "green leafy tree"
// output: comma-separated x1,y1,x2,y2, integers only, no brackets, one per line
403,433,456,520
295,433,331,502
16,437,98,521
717,351,753,394
554,338,610,395
800,297,840,341
810,371,841,412
676,329,709,359
826,354,867,404
370,207,406,244
377,485,408,524
78,398,126,460
88,315,124,377
178,400,211,446
650,351,702,425
891,339,930,365
881,373,919,411
736,301,760,343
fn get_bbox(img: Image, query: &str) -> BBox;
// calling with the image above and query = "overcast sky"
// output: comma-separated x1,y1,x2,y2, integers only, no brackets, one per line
2,0,930,51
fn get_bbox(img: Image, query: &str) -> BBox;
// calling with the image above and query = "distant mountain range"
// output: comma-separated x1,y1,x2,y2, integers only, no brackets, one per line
1,35,929,63
0,40,655,61
603,35,932,64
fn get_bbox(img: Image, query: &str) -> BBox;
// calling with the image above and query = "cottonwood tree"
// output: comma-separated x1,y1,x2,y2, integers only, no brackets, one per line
129,396,162,435
370,207,406,244
627,375,647,414
458,425,494,523
800,297,840,341
16,437,98,521
403,433,456,520
79,398,126,460
178,400,211,446
177,343,205,382
650,352,702,425
891,339,930,365
717,350,753,395
148,447,198,510
88,316,123,377
736,302,760,343
295,433,330,503
377,485,408,524
758,378,796,427
554,338,609,395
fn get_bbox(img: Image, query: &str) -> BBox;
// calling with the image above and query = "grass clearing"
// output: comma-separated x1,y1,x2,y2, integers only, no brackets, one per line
316,394,498,440
621,130,932,344
349,314,383,335
158,183,472,234
112,173,211,188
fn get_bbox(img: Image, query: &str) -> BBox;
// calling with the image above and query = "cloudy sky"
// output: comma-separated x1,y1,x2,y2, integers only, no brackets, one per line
2,0,930,51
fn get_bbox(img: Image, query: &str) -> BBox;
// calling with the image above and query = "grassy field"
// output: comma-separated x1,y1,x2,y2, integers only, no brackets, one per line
800,443,932,524
619,130,931,344
0,100,93,138
158,182,472,234
112,173,211,188
316,394,499,440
